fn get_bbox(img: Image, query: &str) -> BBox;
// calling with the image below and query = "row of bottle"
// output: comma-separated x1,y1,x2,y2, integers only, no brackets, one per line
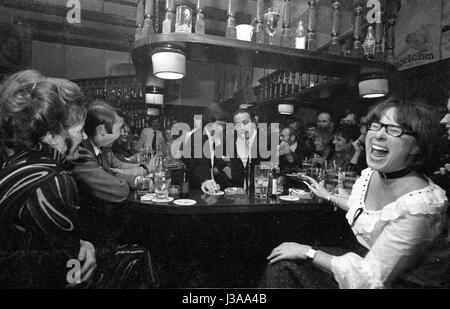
157,0,308,50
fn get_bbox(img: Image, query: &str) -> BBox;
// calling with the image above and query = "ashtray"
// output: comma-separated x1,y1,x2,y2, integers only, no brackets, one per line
289,188,313,199
224,187,246,196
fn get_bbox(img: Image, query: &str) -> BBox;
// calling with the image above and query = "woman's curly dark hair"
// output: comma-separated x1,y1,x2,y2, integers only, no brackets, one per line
0,70,86,161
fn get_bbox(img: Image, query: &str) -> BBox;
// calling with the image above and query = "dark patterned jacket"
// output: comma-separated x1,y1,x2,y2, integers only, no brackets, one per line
0,146,81,288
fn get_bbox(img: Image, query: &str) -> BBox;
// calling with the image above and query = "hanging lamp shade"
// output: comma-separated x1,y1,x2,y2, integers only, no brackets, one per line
358,68,389,99
145,85,164,104
278,103,294,115
151,45,186,80
358,78,389,98
147,107,160,116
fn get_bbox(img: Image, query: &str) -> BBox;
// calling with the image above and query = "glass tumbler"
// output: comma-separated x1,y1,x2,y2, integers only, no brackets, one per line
175,5,192,33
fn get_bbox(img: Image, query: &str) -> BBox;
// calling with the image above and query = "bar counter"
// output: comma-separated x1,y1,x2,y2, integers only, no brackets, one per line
121,190,357,288
126,190,330,215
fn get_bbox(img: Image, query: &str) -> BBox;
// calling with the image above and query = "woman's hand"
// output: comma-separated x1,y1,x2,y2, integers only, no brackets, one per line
267,242,312,264
302,175,330,200
78,240,97,283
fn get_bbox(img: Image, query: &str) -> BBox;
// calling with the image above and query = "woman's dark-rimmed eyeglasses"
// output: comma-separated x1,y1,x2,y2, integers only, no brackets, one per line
367,122,415,137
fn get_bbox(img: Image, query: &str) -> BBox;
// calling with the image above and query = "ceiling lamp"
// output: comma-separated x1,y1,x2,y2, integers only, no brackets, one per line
151,45,186,80
147,107,160,116
145,85,164,105
358,68,389,99
278,103,294,115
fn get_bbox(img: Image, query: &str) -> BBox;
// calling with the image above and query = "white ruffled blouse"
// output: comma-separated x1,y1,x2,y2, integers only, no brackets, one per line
330,168,450,288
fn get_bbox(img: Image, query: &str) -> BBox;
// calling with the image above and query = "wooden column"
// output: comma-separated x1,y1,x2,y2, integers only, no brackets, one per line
350,0,364,58
329,0,341,55
135,0,144,41
374,0,385,61
225,0,236,39
281,0,293,48
307,0,319,51
385,1,399,64
255,0,264,44
142,0,154,36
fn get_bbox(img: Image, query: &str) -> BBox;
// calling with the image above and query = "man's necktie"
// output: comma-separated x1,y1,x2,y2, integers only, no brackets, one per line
96,153,104,167
152,132,157,152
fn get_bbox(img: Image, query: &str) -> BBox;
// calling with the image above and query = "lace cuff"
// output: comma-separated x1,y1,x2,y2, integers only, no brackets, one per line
331,253,384,289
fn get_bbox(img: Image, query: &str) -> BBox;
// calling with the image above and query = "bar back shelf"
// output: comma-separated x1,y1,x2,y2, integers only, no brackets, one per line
131,32,395,81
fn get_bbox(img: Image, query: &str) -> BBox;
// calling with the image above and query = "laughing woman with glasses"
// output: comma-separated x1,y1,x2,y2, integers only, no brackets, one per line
259,96,450,289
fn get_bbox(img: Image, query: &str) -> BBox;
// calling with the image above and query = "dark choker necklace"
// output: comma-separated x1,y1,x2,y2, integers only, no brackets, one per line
379,168,412,180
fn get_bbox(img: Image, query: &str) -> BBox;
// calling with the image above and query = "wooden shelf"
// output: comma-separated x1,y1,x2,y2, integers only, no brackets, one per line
132,33,396,79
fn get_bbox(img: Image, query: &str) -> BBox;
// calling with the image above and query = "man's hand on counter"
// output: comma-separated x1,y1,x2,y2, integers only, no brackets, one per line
201,179,221,194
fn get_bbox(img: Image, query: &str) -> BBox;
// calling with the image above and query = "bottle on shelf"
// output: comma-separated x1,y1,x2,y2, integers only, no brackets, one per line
195,0,205,34
362,25,376,60
162,0,175,33
295,20,307,50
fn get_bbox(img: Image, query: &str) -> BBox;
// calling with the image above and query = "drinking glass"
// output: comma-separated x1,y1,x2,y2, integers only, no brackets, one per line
154,176,171,200
138,146,152,166
343,171,357,189
264,7,280,45
168,184,180,198
135,175,153,195
175,5,192,33
302,158,314,176
254,165,270,199
324,161,338,193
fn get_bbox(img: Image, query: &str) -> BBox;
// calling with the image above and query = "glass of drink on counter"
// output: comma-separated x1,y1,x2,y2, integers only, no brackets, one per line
135,175,153,195
155,176,171,200
254,164,270,199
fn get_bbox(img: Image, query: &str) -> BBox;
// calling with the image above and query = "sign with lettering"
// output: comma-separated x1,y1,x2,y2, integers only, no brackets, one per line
66,259,81,284
395,0,441,70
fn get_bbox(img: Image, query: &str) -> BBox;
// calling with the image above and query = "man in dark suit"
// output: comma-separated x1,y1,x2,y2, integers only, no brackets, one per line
70,100,151,204
181,104,232,192
69,100,153,244
197,108,275,194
